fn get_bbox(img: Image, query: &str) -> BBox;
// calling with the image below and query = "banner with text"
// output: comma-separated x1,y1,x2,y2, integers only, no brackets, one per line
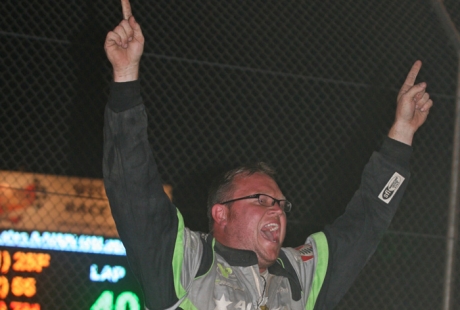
0,171,117,237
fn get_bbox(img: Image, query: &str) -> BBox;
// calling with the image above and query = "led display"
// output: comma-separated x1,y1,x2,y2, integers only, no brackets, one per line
0,230,142,310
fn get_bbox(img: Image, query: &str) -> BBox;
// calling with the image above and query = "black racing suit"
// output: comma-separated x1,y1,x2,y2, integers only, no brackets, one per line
103,80,412,310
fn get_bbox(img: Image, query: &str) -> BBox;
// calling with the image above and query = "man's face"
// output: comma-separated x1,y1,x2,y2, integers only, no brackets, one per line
221,173,287,270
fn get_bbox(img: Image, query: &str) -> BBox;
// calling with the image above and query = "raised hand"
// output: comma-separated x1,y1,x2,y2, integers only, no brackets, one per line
388,60,433,145
104,0,144,82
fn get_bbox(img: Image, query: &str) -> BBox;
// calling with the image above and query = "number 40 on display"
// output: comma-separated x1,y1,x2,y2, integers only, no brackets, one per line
90,291,140,310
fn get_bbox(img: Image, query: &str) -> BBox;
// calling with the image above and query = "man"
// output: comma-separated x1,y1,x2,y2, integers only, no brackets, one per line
103,1,433,309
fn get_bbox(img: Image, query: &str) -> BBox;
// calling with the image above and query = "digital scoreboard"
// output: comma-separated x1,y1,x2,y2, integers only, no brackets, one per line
0,230,143,310
0,171,178,309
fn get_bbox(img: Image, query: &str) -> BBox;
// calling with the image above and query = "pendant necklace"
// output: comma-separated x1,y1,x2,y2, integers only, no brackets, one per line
251,267,269,310
259,275,268,310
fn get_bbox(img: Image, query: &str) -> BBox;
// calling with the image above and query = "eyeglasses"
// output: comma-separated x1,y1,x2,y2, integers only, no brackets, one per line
219,193,292,213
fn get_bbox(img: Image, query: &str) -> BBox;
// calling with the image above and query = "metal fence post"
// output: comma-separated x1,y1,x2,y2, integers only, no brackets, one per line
429,2,460,309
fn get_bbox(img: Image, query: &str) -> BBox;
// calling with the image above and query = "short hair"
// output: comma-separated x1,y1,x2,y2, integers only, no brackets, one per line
207,162,276,231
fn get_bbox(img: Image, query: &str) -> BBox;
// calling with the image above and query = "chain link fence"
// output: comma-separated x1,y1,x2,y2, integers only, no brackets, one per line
1,0,460,309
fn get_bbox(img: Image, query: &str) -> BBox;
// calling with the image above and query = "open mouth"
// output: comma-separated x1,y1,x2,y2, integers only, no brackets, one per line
261,223,280,243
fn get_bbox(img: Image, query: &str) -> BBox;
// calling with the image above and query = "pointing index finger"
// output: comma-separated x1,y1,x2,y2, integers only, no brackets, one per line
121,0,132,20
401,60,422,93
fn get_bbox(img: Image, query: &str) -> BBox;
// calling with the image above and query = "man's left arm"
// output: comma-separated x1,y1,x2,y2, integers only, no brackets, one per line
310,60,433,309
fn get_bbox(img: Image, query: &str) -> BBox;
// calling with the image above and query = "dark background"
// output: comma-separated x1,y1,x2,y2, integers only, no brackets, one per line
1,0,460,308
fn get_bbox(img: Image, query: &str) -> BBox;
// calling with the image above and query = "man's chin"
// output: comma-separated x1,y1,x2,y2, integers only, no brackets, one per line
258,248,280,267
256,237,282,264
258,256,278,270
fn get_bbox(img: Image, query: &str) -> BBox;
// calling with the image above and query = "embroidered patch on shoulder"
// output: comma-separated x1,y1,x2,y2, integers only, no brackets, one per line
378,172,405,204
295,244,314,262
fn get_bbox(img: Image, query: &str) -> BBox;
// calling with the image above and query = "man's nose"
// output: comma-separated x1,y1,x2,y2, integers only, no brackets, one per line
268,201,284,214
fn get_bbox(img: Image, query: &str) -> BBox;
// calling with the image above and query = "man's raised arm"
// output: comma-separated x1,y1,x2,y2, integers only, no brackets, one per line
102,2,183,308
311,61,433,309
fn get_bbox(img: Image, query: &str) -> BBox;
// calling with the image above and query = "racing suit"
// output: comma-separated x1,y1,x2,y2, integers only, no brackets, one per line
103,80,412,310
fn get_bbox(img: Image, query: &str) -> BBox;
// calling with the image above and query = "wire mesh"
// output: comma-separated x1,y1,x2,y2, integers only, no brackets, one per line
1,0,459,308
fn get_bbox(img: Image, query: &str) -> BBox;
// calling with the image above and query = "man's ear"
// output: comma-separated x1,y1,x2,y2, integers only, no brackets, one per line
211,204,228,227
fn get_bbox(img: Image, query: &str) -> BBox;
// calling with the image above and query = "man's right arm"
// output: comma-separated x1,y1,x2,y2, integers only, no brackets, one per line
103,2,190,308
103,81,182,309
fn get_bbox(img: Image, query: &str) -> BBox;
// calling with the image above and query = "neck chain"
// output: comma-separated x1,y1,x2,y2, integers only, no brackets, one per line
258,275,267,309
251,268,269,310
